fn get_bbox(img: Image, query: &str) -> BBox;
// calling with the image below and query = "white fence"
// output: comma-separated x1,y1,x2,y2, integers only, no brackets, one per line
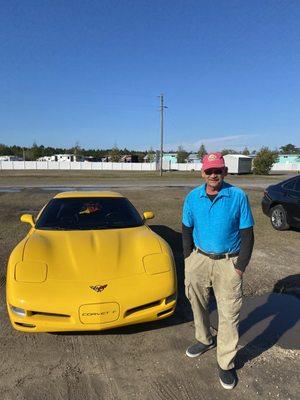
0,161,155,171
0,160,299,172
270,163,300,172
163,161,202,171
0,161,202,171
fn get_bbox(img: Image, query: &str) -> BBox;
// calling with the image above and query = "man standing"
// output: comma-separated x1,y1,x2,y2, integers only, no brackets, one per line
182,152,254,389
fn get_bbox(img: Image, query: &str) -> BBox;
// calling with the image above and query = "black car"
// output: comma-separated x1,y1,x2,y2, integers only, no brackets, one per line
262,175,300,230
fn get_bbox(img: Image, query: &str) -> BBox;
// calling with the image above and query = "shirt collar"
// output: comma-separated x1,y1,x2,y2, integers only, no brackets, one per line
199,181,231,199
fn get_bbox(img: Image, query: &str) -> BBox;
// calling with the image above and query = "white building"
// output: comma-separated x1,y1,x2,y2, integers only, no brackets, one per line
37,154,84,162
187,153,201,163
0,155,23,161
37,156,52,161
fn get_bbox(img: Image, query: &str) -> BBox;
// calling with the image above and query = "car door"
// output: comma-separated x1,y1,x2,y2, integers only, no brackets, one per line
285,176,300,227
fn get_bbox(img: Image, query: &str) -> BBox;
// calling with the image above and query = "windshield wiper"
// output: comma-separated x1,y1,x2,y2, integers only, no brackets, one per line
38,224,141,231
38,226,74,230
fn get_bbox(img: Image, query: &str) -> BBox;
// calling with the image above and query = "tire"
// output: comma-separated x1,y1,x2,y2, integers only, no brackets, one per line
270,205,290,231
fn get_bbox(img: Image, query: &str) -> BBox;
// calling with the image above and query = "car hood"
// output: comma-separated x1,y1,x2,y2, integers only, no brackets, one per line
22,226,162,281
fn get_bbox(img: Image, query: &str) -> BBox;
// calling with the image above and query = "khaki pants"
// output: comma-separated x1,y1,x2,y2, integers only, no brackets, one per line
185,250,243,370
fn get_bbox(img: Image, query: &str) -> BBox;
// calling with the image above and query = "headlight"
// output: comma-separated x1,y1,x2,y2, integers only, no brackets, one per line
166,293,177,304
143,254,171,274
10,305,26,317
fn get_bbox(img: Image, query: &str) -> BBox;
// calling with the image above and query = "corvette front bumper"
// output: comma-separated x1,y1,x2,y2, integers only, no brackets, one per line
8,296,176,332
7,272,177,332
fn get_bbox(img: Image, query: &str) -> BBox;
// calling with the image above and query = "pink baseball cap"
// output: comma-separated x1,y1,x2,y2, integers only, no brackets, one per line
202,152,225,171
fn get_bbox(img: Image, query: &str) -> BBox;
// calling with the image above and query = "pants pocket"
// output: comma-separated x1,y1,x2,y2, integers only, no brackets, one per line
184,249,195,266
229,257,242,280
184,250,195,285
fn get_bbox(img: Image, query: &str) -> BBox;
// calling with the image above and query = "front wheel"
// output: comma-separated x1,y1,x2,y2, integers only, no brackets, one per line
270,205,289,230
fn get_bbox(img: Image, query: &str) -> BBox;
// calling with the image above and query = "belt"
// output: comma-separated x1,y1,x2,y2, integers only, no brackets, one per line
195,247,239,260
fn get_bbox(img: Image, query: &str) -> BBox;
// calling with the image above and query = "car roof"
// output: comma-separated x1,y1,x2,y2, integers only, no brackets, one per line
54,191,124,199
278,175,299,185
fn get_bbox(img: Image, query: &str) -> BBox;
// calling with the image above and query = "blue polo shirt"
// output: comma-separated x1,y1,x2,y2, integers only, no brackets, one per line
182,182,254,254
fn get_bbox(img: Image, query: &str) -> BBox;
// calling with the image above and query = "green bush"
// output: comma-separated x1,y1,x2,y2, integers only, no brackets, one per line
253,147,278,175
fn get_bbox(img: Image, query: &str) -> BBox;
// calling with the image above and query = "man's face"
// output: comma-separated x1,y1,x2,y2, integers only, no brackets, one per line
201,167,227,191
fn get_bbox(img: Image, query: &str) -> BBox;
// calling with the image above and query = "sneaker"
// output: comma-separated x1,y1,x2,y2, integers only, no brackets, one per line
218,365,237,390
185,339,216,358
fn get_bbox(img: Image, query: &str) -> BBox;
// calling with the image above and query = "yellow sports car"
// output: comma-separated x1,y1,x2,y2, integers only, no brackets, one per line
6,191,177,332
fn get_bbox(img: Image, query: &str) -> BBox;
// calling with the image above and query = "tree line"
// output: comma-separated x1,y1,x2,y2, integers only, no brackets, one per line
0,142,298,174
0,142,151,162
176,143,299,165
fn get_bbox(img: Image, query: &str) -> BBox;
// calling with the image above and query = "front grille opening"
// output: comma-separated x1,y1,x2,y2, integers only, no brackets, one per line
15,322,36,328
124,300,161,317
29,311,70,319
157,307,174,317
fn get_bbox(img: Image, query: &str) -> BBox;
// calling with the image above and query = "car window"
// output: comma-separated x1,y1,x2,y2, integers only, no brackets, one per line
294,177,300,192
35,197,144,230
282,180,296,190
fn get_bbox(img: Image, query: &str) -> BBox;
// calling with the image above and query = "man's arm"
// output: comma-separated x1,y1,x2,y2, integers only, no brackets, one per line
235,227,254,273
182,223,194,259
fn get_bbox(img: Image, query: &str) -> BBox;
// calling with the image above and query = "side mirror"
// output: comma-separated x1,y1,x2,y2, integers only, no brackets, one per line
143,211,155,221
20,214,35,227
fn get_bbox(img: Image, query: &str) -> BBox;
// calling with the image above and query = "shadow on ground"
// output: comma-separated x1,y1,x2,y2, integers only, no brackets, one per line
236,274,300,368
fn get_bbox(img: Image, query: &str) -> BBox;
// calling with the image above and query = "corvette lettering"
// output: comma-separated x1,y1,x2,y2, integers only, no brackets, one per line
82,311,117,316
90,284,107,292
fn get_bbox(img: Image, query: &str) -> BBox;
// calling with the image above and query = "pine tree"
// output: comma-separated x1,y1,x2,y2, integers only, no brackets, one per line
110,146,121,162
177,146,188,163
198,144,207,160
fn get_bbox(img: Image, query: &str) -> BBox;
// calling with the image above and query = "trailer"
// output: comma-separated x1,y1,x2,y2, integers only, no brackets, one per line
224,154,252,174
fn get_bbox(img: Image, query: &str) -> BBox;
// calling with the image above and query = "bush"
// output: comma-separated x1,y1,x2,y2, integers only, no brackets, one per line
253,147,278,175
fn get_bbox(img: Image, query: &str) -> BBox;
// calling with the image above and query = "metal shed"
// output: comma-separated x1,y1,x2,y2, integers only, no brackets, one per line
224,154,252,174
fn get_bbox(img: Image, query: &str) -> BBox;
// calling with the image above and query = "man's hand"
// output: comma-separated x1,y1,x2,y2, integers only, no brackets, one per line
235,268,243,277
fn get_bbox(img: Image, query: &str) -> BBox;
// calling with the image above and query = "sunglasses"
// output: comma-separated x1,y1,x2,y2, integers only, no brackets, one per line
204,168,224,175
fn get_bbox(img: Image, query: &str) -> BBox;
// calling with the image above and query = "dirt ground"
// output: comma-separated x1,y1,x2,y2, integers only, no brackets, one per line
0,172,299,399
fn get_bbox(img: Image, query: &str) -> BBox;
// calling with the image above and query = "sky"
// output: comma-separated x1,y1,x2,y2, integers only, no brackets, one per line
0,0,300,152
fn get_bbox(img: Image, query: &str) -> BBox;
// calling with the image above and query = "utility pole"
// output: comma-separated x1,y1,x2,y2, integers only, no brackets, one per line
159,93,167,177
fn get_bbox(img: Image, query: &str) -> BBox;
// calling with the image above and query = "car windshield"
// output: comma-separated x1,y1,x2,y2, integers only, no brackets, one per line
35,197,144,230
